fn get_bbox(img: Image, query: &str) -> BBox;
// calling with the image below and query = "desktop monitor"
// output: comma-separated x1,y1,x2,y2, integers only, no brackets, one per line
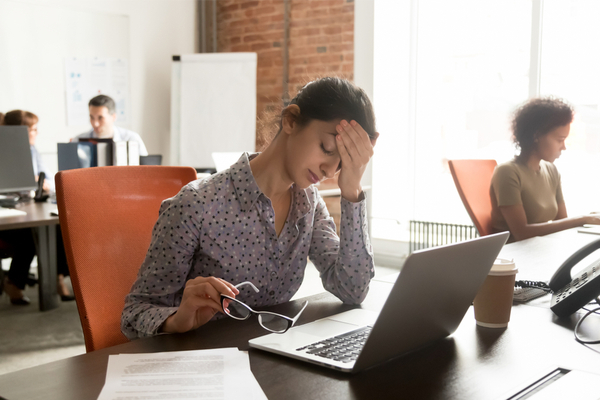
139,154,162,165
57,142,95,171
0,126,37,193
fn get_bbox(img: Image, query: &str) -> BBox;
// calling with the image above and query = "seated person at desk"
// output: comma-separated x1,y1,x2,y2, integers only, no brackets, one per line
491,97,600,242
2,110,75,302
0,110,41,304
72,94,148,156
121,77,379,339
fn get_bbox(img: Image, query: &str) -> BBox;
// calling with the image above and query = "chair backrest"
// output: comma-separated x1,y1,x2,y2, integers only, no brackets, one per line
55,166,197,352
448,159,497,237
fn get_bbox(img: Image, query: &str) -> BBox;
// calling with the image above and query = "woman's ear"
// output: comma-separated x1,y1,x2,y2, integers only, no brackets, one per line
282,104,301,135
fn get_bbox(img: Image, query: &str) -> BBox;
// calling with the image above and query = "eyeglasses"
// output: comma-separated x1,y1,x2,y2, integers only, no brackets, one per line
221,282,308,334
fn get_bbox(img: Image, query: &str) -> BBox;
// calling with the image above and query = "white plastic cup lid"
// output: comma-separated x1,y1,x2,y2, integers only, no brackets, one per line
489,258,518,276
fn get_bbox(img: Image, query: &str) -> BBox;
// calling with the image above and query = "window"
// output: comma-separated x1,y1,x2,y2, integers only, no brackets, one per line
540,0,600,216
372,0,531,241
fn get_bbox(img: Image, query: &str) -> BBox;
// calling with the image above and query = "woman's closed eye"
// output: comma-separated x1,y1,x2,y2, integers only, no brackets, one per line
321,143,335,156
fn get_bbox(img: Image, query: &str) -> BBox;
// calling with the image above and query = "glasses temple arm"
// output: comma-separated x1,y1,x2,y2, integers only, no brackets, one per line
235,281,260,293
291,301,309,325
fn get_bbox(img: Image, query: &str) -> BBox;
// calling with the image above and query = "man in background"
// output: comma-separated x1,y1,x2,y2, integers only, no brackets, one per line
73,94,148,156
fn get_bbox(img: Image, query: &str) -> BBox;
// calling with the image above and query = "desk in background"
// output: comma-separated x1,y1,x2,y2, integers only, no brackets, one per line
499,228,600,282
0,201,59,311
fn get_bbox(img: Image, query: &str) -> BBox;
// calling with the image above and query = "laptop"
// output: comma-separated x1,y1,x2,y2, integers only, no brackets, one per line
249,231,509,373
578,224,600,235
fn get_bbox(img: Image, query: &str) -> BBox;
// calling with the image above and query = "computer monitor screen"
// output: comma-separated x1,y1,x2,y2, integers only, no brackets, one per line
139,154,162,165
0,126,37,193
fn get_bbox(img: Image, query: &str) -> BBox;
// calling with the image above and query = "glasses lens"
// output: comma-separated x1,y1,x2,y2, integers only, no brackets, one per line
226,299,251,320
259,313,290,333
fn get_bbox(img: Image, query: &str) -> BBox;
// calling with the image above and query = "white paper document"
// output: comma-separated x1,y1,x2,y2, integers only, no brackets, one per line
97,348,266,400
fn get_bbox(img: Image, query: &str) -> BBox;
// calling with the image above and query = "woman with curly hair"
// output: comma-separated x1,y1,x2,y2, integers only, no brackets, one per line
490,97,600,241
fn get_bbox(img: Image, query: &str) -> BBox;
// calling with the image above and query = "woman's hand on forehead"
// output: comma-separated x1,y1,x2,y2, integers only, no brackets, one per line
334,120,378,202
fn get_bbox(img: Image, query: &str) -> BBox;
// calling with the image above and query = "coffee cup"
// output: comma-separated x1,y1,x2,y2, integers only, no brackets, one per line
473,258,518,328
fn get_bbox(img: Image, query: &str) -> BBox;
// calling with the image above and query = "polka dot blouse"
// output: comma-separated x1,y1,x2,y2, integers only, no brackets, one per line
121,153,374,339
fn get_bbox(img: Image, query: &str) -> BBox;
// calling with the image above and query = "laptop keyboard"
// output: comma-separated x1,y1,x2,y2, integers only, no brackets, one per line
295,326,372,363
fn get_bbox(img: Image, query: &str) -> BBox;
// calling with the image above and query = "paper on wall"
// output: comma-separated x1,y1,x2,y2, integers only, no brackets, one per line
64,57,130,127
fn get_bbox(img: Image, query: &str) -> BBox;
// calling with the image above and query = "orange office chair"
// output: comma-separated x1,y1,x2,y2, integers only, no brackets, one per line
55,166,197,352
448,159,497,237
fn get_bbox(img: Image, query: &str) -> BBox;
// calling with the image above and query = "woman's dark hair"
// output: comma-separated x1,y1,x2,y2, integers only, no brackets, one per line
2,110,39,127
283,77,377,139
512,97,573,156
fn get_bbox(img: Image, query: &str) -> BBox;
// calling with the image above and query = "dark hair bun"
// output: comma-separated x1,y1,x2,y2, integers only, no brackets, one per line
290,77,377,139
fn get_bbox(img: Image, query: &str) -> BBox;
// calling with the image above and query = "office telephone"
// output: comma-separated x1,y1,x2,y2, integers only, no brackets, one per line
34,172,49,202
549,238,600,318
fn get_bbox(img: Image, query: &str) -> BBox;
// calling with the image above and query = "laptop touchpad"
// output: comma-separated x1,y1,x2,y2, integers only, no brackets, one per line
294,319,360,337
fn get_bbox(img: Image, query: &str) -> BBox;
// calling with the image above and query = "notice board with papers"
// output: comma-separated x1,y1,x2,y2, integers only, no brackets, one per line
0,0,129,169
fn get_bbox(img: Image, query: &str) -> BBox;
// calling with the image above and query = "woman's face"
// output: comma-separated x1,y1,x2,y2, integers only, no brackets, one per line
534,124,570,163
284,118,343,189
28,123,39,146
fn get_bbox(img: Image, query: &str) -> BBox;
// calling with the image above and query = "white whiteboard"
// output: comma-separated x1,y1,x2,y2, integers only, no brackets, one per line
171,53,257,169
0,0,129,159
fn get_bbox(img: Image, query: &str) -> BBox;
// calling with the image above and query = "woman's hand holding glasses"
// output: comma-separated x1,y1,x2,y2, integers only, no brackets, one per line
160,276,239,334
221,282,308,334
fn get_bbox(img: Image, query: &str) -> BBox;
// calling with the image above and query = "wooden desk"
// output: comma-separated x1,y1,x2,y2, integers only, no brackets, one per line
0,276,598,400
0,201,60,311
499,228,600,282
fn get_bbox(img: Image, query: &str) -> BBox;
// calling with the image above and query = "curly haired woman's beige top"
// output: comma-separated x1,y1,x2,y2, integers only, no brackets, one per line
491,159,564,235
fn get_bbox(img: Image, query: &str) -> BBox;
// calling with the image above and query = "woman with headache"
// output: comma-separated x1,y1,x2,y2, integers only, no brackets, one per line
122,77,379,338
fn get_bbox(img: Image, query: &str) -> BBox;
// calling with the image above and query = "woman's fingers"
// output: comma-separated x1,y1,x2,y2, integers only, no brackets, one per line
371,131,380,147
589,215,600,225
217,277,239,295
166,293,222,333
186,276,238,298
337,120,374,164
337,120,361,158
336,127,358,167
222,298,232,313
349,120,374,154
163,276,244,333
183,288,223,313
336,130,352,165
335,120,376,202
181,277,241,319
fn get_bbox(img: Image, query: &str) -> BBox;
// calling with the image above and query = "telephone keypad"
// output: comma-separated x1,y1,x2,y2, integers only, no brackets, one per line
551,258,600,317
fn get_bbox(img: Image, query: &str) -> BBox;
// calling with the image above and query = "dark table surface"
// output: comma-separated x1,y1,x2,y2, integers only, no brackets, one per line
1,278,599,400
0,201,60,311
0,201,58,231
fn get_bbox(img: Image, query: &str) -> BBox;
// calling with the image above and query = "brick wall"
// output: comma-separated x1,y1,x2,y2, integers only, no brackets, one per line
216,0,355,149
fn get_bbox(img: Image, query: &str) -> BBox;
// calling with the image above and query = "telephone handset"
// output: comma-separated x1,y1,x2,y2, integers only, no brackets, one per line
34,172,49,202
549,238,600,318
